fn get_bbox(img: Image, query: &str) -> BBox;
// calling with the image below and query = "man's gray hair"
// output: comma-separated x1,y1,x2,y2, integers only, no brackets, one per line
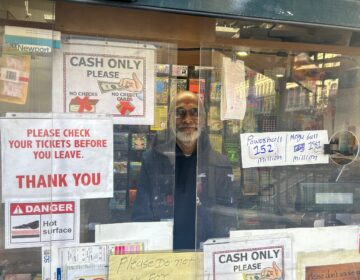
168,91,206,136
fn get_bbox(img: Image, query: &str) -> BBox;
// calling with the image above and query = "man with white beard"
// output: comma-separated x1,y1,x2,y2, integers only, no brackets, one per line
132,91,236,250
170,91,203,155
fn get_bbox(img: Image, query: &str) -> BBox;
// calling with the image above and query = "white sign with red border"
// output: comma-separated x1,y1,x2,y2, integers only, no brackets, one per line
5,200,79,248
1,113,113,202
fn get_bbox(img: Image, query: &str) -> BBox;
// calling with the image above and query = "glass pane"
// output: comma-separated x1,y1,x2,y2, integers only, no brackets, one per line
0,0,55,278
198,44,360,242
0,5,178,278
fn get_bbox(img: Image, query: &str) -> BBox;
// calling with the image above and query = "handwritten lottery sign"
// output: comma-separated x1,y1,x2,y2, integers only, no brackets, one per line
1,115,113,202
240,130,329,168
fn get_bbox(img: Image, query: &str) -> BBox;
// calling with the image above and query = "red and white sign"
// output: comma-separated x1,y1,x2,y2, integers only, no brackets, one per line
5,200,79,248
1,114,113,202
10,201,75,215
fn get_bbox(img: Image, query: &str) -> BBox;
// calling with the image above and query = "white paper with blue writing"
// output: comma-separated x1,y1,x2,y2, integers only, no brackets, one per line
4,26,61,54
240,130,329,168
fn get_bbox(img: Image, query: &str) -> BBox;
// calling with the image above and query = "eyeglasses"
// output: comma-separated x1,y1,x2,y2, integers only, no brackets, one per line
175,107,198,119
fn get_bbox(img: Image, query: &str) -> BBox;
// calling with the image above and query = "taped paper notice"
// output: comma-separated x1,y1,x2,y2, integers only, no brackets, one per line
306,262,360,280
1,114,113,201
95,221,173,251
0,55,30,105
108,252,203,280
296,250,360,280
43,241,145,280
203,238,292,280
240,130,329,168
52,38,155,125
221,57,246,120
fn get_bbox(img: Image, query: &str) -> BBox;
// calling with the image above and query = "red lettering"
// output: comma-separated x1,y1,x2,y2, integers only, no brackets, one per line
16,175,24,188
26,129,61,137
54,150,82,159
16,174,68,188
9,140,32,148
72,173,100,186
63,129,90,137
73,173,81,186
74,139,107,148
58,174,68,186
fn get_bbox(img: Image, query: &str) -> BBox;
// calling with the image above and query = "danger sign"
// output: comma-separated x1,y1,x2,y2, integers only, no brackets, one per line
10,202,75,215
1,114,113,202
5,200,79,249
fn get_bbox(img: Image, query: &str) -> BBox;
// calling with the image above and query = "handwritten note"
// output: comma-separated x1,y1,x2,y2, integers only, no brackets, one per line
108,252,203,280
296,250,360,280
240,130,329,168
221,57,246,120
306,262,360,280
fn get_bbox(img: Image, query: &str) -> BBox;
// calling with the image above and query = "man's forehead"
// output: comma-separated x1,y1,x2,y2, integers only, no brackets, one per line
176,101,198,107
176,93,198,107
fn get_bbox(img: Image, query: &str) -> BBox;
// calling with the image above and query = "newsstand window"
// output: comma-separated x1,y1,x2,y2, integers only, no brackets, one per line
2,0,360,278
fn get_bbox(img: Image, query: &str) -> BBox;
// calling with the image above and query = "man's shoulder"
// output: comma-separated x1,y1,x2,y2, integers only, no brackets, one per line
207,149,232,167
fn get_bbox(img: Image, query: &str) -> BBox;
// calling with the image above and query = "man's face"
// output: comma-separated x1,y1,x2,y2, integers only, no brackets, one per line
175,93,200,144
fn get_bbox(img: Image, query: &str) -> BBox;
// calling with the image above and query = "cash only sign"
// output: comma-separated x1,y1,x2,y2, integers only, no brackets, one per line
203,238,292,280
1,113,113,201
52,38,155,125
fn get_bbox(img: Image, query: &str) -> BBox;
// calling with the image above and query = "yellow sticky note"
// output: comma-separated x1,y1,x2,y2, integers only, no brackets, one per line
108,252,203,280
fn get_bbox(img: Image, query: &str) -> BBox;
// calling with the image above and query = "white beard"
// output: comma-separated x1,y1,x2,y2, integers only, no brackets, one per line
176,128,200,144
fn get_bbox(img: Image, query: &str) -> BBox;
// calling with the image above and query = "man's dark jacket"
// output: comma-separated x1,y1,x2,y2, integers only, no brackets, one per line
132,133,237,247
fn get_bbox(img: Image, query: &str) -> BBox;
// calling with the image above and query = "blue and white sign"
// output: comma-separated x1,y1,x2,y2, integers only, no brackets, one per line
4,26,61,54
240,130,329,168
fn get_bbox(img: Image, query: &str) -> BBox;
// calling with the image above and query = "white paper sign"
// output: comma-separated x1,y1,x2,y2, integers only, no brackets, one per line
42,247,52,280
43,241,146,280
230,226,359,257
203,238,292,280
1,114,113,201
221,57,246,120
240,130,329,168
95,221,173,251
52,38,155,125
5,200,79,248
230,226,360,280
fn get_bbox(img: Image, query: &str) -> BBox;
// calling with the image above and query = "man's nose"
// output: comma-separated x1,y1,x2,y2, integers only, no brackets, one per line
182,112,194,123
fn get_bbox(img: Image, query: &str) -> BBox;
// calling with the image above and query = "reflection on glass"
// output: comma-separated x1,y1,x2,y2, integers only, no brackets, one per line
0,0,56,277
329,130,359,165
199,45,360,241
